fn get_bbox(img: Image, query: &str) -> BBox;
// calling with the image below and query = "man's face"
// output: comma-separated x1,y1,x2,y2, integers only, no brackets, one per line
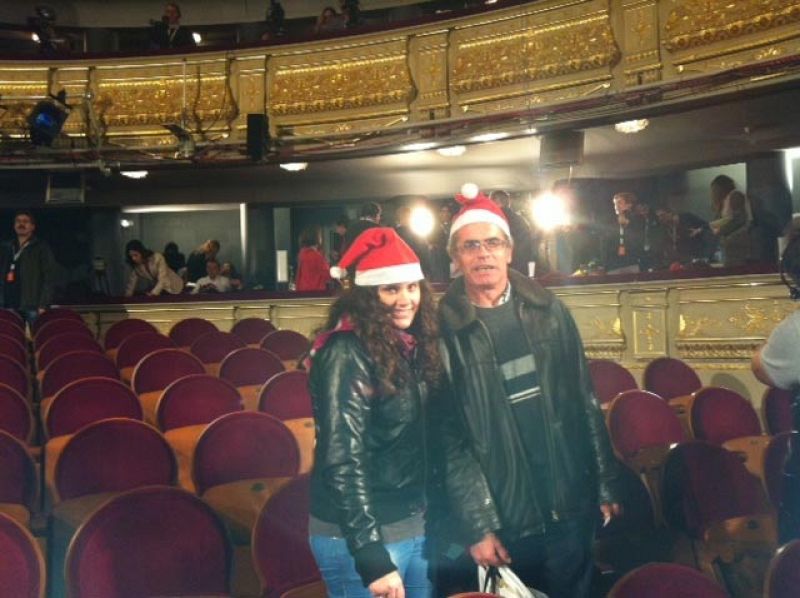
613,196,631,215
14,215,34,238
439,206,453,226
452,222,511,293
206,261,220,278
164,4,180,25
655,209,672,226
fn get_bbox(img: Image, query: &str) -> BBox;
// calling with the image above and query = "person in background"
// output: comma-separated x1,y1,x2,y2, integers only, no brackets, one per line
709,175,752,267
606,191,645,273
344,202,381,251
654,206,714,266
186,239,220,283
150,3,196,50
296,225,332,292
331,216,349,264
192,259,231,294
263,0,285,39
434,186,622,597
339,0,362,27
314,6,345,34
395,205,432,278
490,189,536,276
751,222,800,542
220,262,243,290
0,210,56,323
163,241,186,274
428,203,454,282
124,239,184,297
308,227,441,597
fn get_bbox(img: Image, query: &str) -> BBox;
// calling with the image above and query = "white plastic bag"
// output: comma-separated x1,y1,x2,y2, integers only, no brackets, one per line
478,565,549,598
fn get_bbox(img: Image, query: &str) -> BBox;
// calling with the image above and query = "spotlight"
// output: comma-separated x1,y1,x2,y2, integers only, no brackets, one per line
531,191,571,232
409,205,435,238
192,32,202,44
279,162,308,172
27,91,69,146
120,170,149,179
120,219,134,229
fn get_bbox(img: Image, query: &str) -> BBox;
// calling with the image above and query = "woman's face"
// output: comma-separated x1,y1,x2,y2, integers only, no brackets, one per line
128,250,143,265
377,281,421,330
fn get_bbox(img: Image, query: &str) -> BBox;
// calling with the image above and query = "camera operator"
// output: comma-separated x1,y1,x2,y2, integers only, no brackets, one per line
752,219,800,542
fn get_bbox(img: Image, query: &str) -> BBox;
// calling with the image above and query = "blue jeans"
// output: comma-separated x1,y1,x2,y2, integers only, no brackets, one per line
310,535,432,598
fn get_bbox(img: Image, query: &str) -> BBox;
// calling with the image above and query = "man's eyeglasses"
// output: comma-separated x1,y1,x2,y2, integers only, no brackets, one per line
458,237,508,254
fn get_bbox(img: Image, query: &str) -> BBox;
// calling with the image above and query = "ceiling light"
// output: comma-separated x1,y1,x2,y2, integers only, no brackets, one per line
437,145,466,157
279,162,308,172
401,142,437,152
470,132,509,143
120,170,148,179
614,119,649,134
192,32,202,44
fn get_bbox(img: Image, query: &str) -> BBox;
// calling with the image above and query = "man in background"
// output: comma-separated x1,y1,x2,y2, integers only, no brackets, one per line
490,189,536,276
150,3,196,49
606,192,645,273
192,259,231,294
186,239,220,283
343,202,381,251
0,211,56,323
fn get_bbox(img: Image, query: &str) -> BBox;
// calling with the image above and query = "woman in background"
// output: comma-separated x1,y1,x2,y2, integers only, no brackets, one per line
124,239,184,297
296,226,332,291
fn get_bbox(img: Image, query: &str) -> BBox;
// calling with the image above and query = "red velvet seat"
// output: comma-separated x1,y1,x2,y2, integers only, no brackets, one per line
219,348,284,410
0,321,26,345
0,354,29,399
30,308,83,337
252,475,320,598
157,375,243,432
65,486,232,598
231,318,277,346
131,348,205,395
54,418,177,503
32,319,92,352
193,412,300,496
0,309,24,330
765,539,800,598
44,377,143,440
0,431,38,527
690,386,762,444
40,351,118,401
168,317,218,348
0,512,45,598
258,371,314,474
588,359,638,407
763,387,794,436
608,562,727,598
764,432,794,512
607,390,686,460
0,334,27,367
36,332,102,372
0,384,33,443
260,330,310,367
115,332,175,382
643,357,702,400
103,318,158,352
190,331,246,375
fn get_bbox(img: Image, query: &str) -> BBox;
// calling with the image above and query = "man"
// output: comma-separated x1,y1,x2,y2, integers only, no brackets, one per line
0,210,56,323
606,192,645,273
752,223,800,542
654,206,714,266
429,202,454,282
709,175,752,266
435,187,622,597
186,239,220,283
343,202,381,251
150,3,196,50
192,259,231,294
490,189,536,276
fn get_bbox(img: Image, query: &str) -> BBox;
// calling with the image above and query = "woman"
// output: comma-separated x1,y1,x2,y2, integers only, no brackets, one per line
314,6,344,34
295,226,332,291
124,239,184,297
709,175,752,266
307,227,440,598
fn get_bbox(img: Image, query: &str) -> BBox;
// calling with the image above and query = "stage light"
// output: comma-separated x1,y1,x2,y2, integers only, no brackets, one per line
279,162,308,172
120,170,148,179
531,191,571,232
27,92,69,146
437,145,466,157
409,205,435,238
192,32,202,44
120,219,134,229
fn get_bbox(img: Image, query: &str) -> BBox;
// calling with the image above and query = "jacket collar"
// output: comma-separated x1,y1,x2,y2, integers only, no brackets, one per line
439,269,553,332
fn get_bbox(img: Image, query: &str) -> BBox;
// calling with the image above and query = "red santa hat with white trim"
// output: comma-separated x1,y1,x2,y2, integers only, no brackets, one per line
449,183,511,242
330,227,424,286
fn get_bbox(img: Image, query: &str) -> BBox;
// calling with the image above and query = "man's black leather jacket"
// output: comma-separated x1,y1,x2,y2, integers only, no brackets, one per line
436,270,623,543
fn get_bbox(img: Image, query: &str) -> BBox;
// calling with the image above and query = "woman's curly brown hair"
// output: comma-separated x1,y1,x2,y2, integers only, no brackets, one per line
320,281,441,395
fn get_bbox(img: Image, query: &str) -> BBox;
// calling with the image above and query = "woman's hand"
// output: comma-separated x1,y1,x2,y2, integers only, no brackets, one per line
368,571,404,598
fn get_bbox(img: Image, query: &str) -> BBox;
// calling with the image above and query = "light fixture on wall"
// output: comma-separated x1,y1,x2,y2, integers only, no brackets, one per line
614,119,649,134
401,142,437,152
279,162,308,172
192,32,202,44
120,218,134,229
437,145,466,157
470,132,509,143
120,170,148,179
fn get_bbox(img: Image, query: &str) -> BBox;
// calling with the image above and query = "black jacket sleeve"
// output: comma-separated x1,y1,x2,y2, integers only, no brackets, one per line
311,335,396,584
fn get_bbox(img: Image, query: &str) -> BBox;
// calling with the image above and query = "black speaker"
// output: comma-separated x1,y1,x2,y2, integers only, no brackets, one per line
539,130,584,169
247,113,270,161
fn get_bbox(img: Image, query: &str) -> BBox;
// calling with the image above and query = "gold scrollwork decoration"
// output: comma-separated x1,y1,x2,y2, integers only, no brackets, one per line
676,341,762,360
270,55,412,116
589,316,624,339
664,0,800,52
678,314,716,338
450,14,620,94
0,83,49,132
726,301,793,335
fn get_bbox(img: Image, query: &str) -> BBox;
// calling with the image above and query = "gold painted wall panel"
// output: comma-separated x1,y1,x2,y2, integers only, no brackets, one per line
0,68,49,135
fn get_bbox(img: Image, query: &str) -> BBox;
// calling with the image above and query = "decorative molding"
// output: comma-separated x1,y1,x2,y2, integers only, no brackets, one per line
675,340,762,360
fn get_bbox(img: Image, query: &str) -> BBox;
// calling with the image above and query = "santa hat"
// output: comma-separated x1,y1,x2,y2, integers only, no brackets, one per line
330,227,424,286
449,183,511,242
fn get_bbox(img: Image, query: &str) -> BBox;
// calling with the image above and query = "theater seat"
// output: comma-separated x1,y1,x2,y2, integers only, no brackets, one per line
588,359,638,408
0,512,46,598
608,562,727,598
0,384,34,444
169,317,218,349
643,357,702,434
103,318,158,359
33,319,92,353
258,371,314,474
231,317,277,347
260,330,310,370
36,332,102,373
0,334,27,367
31,308,83,337
115,331,175,383
219,348,284,411
130,348,205,425
0,431,38,529
190,331,246,376
0,308,25,330
765,539,800,598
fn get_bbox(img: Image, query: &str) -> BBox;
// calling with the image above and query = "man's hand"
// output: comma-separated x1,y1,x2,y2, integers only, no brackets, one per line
469,532,511,567
600,503,623,527
368,571,404,598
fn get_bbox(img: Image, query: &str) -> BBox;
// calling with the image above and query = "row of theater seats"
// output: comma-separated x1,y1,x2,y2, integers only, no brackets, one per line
586,356,798,596
0,307,325,598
